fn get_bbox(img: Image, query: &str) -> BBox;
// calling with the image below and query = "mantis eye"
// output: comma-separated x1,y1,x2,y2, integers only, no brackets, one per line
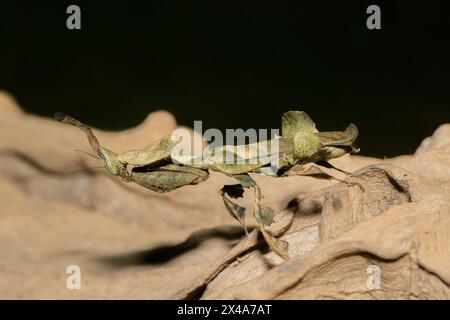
293,132,322,159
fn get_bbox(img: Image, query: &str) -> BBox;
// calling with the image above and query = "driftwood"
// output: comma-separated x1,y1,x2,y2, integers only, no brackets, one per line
0,91,449,299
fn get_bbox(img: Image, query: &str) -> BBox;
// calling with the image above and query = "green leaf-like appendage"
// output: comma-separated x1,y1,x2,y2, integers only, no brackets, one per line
293,131,322,160
118,136,177,167
254,204,289,260
282,111,318,138
316,123,359,147
132,165,208,192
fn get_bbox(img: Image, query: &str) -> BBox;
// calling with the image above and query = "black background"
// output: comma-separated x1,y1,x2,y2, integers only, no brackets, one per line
1,1,449,157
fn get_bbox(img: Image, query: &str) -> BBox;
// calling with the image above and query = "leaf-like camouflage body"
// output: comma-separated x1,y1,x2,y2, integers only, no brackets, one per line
55,110,359,260
118,135,177,167
203,111,358,174
132,164,209,192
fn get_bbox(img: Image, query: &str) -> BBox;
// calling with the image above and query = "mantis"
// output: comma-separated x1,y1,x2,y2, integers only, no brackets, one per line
54,111,359,260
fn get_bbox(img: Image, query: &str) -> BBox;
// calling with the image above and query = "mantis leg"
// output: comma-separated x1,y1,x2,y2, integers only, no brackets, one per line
251,180,289,260
315,160,352,175
220,173,289,260
220,185,249,236
286,163,364,190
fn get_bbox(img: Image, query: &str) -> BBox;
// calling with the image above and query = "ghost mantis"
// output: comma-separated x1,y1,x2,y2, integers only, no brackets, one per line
54,111,359,259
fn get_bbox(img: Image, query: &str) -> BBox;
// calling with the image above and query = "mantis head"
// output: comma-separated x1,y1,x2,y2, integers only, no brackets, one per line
54,112,129,179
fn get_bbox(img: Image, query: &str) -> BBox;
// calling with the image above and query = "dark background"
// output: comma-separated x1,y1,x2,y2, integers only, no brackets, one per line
1,1,449,157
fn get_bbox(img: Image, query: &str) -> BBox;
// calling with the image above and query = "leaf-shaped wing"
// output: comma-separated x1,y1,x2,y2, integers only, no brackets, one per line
315,123,358,147
282,111,318,138
132,164,208,192
118,135,177,166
